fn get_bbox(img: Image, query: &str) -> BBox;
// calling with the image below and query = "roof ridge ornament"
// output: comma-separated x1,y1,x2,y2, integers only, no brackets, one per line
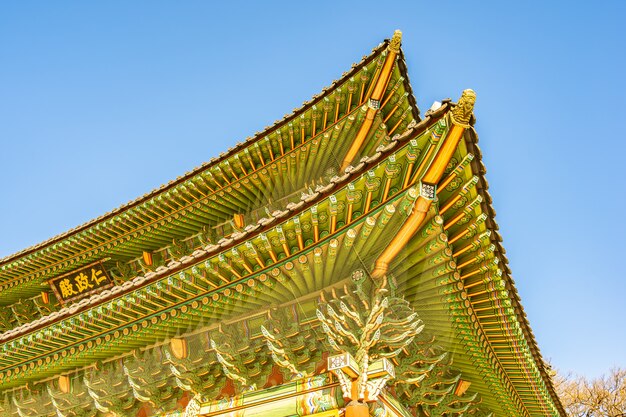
388,30,402,53
450,89,476,128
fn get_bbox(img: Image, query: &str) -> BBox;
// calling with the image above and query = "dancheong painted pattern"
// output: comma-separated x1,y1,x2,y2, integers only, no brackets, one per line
0,31,564,417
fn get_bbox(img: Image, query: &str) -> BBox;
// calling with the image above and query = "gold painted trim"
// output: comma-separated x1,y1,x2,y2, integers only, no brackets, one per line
371,193,430,278
200,382,340,417
340,32,402,171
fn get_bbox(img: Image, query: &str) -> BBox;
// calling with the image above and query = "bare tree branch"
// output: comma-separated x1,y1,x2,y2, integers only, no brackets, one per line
553,367,626,416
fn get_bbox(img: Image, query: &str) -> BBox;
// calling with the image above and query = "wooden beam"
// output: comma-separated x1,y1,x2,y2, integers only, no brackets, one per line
340,31,402,171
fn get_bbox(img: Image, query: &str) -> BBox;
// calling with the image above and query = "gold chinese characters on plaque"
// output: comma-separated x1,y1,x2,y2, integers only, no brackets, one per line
48,261,113,305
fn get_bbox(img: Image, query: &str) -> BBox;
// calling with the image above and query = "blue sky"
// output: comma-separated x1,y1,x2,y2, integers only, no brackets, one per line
1,1,624,379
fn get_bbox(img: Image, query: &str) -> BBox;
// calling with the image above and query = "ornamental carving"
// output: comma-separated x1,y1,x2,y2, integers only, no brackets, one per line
388,30,403,54
164,333,224,396
123,349,179,412
260,308,326,379
318,272,424,403
209,324,274,392
84,362,143,416
450,89,476,128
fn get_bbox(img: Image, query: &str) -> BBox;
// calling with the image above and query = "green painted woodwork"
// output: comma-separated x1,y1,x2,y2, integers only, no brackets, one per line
0,43,417,308
0,36,563,417
0,114,446,389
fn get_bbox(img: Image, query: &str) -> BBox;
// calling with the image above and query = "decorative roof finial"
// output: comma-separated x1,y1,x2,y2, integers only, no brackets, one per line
450,89,476,128
388,30,402,53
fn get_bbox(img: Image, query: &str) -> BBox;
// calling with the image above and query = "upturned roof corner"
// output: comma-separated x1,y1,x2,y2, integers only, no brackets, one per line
0,33,566,417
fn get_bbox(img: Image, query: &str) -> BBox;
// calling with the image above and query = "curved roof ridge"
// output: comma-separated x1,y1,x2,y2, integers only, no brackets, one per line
463,125,567,417
0,105,448,344
0,39,392,267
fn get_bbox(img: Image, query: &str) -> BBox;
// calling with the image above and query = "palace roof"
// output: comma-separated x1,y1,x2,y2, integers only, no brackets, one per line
0,33,565,417
0,38,417,306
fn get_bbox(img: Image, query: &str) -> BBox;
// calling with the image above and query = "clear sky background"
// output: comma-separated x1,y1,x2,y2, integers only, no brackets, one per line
1,1,624,379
